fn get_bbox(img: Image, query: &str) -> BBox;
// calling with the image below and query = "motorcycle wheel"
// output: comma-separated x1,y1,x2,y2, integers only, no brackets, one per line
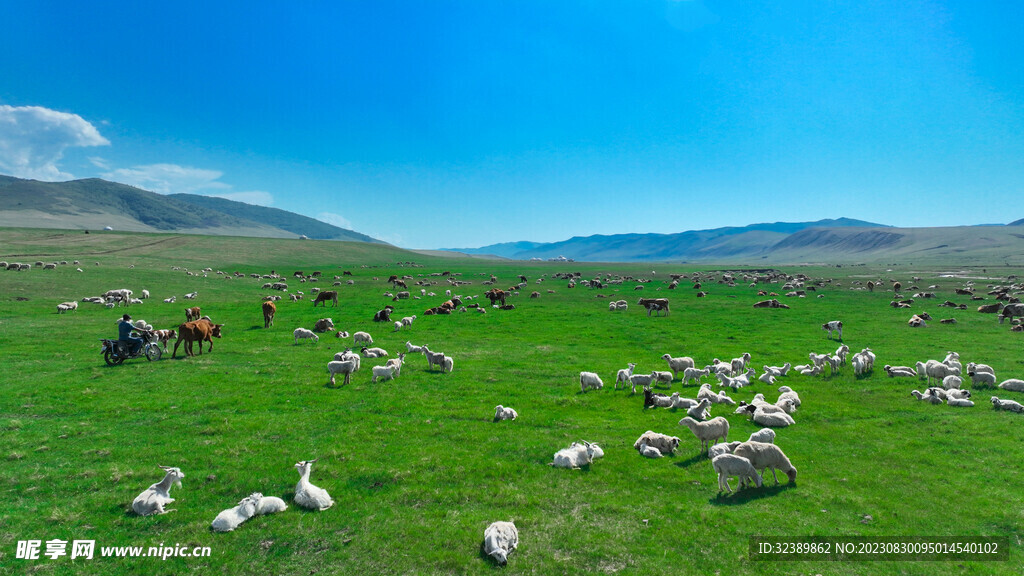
145,344,162,362
104,350,124,366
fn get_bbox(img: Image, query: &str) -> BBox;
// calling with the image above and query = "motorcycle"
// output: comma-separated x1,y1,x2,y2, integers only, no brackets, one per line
100,336,162,365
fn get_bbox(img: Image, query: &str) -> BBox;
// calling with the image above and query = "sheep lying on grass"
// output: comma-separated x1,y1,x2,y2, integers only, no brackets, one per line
132,466,185,516
552,441,597,469
638,441,664,458
211,493,261,532
991,397,1024,413
712,454,763,492
632,431,680,456
294,459,333,511
494,405,518,421
254,495,287,515
483,521,519,566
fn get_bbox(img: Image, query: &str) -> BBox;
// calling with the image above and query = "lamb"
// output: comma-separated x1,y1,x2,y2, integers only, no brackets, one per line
393,321,403,332
990,396,1024,413
730,352,752,375
353,331,373,345
400,315,416,326
653,370,675,385
422,346,446,371
911,390,943,404
751,407,795,427
712,454,763,492
132,466,185,516
482,521,519,566
682,366,710,385
361,346,389,358
632,431,681,455
966,362,995,376
798,364,823,376
758,372,776,385
885,365,918,378
687,398,712,421
968,370,997,387
628,372,657,394
924,360,960,384
708,441,741,460
998,379,1024,392
384,353,406,377
163,296,176,303
294,459,333,511
211,493,261,532
670,393,700,409
941,375,962,389
945,388,971,400
776,386,801,408
947,397,975,407
580,371,604,392
644,388,674,408
822,320,843,339
638,440,664,458
552,441,597,468
748,428,776,444
371,364,397,383
254,495,288,515
677,416,729,453
494,405,518,421
835,344,850,364
615,362,637,389
661,354,695,377
441,355,454,373
733,441,797,484
763,363,792,377
293,328,319,344
56,301,78,313
327,359,358,386
405,341,425,354
698,383,736,405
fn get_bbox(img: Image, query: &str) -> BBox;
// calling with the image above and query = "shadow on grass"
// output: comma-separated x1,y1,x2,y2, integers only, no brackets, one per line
673,453,707,468
478,541,513,567
244,325,265,331
708,482,796,506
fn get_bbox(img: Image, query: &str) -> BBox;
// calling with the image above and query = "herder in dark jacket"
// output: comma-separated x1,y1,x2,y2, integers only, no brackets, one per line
118,313,143,354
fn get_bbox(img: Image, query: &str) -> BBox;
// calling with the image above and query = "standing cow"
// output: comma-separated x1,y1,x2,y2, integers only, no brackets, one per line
172,319,224,357
262,301,276,328
313,290,338,307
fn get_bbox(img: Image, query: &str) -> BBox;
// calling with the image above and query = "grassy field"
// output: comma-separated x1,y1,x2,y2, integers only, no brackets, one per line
1,227,1022,575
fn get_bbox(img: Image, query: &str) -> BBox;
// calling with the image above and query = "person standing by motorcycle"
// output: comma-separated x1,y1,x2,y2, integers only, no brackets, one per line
118,313,144,355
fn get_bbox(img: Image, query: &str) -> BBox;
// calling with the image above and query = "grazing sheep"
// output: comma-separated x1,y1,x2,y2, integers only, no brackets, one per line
733,441,797,484
661,354,695,377
371,364,397,383
677,416,729,453
632,431,681,456
615,362,637,390
494,405,518,421
294,459,333,511
748,428,776,444
132,466,185,516
708,441,742,460
353,331,373,345
998,379,1024,392
552,441,597,468
294,328,319,344
990,396,1024,413
638,440,664,458
682,366,711,385
254,495,288,515
580,371,604,392
483,521,519,566
968,371,998,387
327,359,358,386
712,454,763,492
211,493,261,532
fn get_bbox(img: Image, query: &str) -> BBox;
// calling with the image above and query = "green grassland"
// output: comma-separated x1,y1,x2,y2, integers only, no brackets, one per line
1,228,1022,575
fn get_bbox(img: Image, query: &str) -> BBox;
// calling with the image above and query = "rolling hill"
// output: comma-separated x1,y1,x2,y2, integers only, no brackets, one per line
0,175,384,243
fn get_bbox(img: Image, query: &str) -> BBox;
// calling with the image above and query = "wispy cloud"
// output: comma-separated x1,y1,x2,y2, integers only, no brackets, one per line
101,163,275,206
316,212,353,229
88,156,111,170
0,105,109,180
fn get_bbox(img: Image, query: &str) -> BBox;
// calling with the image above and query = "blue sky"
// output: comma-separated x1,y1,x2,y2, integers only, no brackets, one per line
1,1,1022,248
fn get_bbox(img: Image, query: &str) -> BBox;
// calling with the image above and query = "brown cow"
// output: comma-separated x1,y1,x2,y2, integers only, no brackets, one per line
262,301,276,328
484,289,506,306
185,306,201,321
172,319,224,357
313,290,338,307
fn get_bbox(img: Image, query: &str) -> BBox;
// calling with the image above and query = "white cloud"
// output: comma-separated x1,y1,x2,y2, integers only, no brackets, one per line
103,163,228,195
0,105,110,181
88,156,111,170
317,212,353,229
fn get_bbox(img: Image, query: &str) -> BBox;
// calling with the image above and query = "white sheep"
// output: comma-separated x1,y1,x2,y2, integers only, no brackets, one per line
942,375,962,389
405,341,425,354
670,393,700,409
751,407,795,427
552,441,597,468
763,363,791,377
401,315,416,326
998,379,1024,392
835,344,850,365
885,365,918,378
579,371,604,392
968,371,997,387
632,431,681,455
628,372,658,394
776,386,801,408
483,521,519,566
442,355,454,373
945,388,971,400
911,390,943,404
712,453,763,492
682,366,710,385
393,321,402,332
730,352,751,375
294,328,319,344
638,440,664,458
661,354,695,377
947,397,975,407
132,466,185,516
254,495,288,515
211,493,261,532
698,383,736,405
990,396,1024,413
361,346,389,358
384,353,405,377
652,370,674,385
708,441,741,460
687,398,712,421
748,428,776,444
677,416,729,453
733,441,798,484
353,331,373,345
966,362,995,375
371,364,397,383
494,405,518,421
758,372,776,385
294,459,333,511
163,296,176,303
615,362,637,390
422,346,446,371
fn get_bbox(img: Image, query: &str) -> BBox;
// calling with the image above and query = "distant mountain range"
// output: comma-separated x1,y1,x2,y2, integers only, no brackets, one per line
441,217,1024,263
0,175,383,243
